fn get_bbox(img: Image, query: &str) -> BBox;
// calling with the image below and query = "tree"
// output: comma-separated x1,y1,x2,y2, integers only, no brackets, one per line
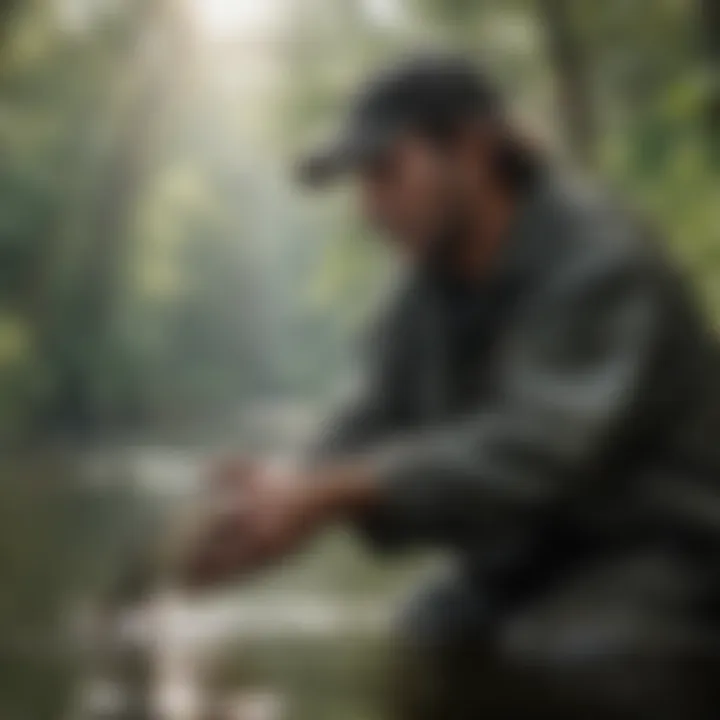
697,0,720,162
537,0,597,165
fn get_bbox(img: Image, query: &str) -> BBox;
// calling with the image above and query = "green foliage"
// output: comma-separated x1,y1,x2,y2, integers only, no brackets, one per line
0,0,711,443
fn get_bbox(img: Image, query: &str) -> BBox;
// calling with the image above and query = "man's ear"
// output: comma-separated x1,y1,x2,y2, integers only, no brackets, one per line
454,120,494,186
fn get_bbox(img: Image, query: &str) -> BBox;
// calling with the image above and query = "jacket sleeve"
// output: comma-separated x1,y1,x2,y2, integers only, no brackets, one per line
356,244,668,549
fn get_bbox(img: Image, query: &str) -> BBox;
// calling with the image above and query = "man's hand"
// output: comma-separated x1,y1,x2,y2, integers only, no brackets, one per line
180,457,377,590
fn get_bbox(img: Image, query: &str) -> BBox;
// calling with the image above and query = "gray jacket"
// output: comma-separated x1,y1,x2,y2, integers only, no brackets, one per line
316,171,720,582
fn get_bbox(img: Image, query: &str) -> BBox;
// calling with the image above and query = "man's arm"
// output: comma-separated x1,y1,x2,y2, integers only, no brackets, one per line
182,226,673,588
345,242,670,549
180,287,412,589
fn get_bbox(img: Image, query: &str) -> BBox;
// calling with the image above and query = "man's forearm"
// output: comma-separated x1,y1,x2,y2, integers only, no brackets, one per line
307,460,383,523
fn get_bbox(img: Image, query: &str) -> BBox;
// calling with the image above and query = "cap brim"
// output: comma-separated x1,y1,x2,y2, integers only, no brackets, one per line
295,126,396,188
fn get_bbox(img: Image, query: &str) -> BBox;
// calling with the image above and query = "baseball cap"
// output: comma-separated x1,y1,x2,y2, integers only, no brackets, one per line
297,52,503,187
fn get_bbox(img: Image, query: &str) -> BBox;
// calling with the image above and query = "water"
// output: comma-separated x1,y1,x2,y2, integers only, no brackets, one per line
67,443,437,720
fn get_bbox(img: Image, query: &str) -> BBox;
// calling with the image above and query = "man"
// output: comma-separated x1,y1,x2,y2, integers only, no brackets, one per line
184,55,720,718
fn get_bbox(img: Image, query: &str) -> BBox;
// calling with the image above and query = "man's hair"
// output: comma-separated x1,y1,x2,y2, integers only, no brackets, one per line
493,129,544,191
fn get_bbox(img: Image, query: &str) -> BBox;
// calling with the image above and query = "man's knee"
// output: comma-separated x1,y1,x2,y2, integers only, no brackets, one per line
387,568,492,720
393,567,490,654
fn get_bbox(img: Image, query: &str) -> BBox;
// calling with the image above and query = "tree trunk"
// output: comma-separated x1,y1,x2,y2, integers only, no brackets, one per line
48,0,198,436
0,0,20,52
698,0,720,160
538,0,597,166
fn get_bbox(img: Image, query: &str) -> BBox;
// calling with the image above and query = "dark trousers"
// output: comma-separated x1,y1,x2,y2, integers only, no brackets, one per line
388,549,720,720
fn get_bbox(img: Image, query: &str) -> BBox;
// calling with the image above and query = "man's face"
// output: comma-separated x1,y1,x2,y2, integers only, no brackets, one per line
357,132,478,260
